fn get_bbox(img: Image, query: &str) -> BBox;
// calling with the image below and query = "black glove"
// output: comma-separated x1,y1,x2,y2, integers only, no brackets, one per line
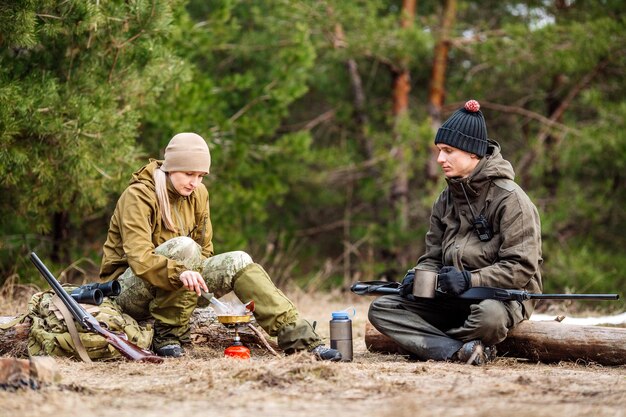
398,270,415,297
437,266,471,296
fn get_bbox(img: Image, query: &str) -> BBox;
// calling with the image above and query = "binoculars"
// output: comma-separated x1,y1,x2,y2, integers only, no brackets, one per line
70,281,122,306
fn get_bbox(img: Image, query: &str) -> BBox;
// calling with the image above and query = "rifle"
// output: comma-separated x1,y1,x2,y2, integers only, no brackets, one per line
350,281,620,302
30,252,163,363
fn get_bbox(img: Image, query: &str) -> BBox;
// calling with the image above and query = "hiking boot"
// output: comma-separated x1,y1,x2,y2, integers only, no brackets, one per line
309,345,342,361
484,345,497,362
452,340,489,366
155,344,184,358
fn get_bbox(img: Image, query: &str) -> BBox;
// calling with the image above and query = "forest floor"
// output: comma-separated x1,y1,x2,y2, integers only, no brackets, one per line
0,287,625,417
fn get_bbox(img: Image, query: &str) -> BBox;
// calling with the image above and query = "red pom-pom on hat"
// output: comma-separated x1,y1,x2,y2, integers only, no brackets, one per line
464,100,480,112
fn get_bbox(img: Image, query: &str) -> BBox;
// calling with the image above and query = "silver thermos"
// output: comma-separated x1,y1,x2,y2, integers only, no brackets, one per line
329,311,353,361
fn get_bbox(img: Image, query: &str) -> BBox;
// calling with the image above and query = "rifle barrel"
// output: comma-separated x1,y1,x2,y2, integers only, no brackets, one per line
30,252,88,326
529,293,619,300
350,282,620,302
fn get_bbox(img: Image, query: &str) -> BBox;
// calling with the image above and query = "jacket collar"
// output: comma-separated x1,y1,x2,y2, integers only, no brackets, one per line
446,157,490,200
166,175,188,202
445,140,512,201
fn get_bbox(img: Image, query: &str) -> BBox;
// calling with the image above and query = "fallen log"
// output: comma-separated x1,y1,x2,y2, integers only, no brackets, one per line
0,317,30,357
365,319,626,366
0,308,279,358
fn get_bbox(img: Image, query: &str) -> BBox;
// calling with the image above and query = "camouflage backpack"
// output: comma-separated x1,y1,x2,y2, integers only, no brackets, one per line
27,286,153,361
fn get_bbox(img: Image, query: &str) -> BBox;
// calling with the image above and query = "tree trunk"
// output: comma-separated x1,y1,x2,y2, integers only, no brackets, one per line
542,74,566,196
0,317,30,357
426,0,457,181
51,210,71,264
428,0,456,118
364,320,626,366
330,10,373,160
389,0,416,232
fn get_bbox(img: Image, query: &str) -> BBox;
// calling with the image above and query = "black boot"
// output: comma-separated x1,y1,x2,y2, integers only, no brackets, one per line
309,345,342,361
452,340,490,365
155,343,184,358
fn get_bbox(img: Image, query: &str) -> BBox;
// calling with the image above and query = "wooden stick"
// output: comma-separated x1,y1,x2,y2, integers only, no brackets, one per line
247,323,280,357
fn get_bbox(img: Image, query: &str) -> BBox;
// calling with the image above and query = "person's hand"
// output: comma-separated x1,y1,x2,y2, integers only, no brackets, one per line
398,270,415,297
179,270,209,296
437,266,471,296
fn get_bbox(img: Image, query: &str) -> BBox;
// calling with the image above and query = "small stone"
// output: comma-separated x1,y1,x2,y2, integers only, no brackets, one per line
0,358,30,389
30,356,61,385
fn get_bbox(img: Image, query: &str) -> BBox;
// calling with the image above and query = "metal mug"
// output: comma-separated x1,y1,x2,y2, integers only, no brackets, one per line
411,269,438,298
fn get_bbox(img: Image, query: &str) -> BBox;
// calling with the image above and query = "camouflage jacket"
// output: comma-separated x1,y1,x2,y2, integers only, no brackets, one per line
99,159,213,291
416,140,543,317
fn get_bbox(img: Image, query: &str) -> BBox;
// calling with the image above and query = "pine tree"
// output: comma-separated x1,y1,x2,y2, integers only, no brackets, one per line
0,0,184,269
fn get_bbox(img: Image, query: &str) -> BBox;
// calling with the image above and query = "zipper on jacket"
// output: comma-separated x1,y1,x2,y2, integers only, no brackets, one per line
172,200,186,236
200,212,207,243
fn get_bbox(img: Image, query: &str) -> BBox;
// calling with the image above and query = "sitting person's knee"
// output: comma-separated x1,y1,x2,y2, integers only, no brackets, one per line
368,296,390,325
229,251,254,270
473,300,509,343
477,300,506,324
156,236,202,262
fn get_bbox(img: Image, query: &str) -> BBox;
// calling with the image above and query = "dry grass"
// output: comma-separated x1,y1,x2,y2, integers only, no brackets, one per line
1,287,625,417
0,275,41,317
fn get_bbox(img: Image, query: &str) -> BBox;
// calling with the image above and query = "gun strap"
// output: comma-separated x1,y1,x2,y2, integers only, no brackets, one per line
0,313,28,330
51,295,92,363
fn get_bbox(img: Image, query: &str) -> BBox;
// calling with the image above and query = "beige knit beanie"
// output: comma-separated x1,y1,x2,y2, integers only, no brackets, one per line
160,132,211,173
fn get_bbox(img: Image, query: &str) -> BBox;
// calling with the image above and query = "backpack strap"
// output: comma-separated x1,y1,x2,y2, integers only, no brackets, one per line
51,295,92,363
0,313,28,329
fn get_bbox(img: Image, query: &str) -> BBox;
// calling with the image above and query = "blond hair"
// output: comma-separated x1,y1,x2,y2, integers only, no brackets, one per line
153,167,177,232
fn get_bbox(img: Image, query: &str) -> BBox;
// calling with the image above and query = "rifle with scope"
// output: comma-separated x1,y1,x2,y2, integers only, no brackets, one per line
30,252,163,363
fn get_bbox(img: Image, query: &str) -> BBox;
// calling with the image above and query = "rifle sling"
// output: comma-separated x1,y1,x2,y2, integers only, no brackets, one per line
51,294,92,363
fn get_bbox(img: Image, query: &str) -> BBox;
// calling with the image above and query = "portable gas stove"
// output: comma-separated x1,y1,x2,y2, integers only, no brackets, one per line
216,302,254,359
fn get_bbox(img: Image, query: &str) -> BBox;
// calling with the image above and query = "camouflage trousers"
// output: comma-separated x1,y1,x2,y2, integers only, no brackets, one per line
114,237,321,351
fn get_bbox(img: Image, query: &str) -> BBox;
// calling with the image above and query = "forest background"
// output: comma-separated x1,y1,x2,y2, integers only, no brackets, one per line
0,0,624,311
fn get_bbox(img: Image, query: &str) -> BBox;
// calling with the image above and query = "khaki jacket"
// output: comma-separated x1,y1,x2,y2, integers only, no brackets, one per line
417,140,543,317
99,160,213,291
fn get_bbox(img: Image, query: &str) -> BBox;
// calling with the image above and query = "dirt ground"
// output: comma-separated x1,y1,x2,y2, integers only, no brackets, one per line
1,289,625,417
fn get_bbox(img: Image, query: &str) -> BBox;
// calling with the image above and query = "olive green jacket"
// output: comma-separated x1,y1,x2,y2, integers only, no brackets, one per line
99,160,213,291
417,140,543,317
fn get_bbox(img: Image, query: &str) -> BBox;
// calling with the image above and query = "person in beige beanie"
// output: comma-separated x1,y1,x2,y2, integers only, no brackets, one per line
100,132,340,360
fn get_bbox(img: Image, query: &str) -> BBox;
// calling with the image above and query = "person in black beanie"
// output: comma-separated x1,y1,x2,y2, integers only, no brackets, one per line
368,100,543,365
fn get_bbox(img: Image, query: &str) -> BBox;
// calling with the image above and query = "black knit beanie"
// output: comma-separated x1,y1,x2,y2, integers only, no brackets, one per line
435,100,488,157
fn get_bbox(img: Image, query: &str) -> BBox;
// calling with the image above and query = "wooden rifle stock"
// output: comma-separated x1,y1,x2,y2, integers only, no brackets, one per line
30,252,163,363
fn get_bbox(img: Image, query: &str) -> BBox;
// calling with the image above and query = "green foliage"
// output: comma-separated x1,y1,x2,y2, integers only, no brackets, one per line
1,0,624,303
0,0,184,269
543,239,625,312
141,0,318,252
545,99,626,247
